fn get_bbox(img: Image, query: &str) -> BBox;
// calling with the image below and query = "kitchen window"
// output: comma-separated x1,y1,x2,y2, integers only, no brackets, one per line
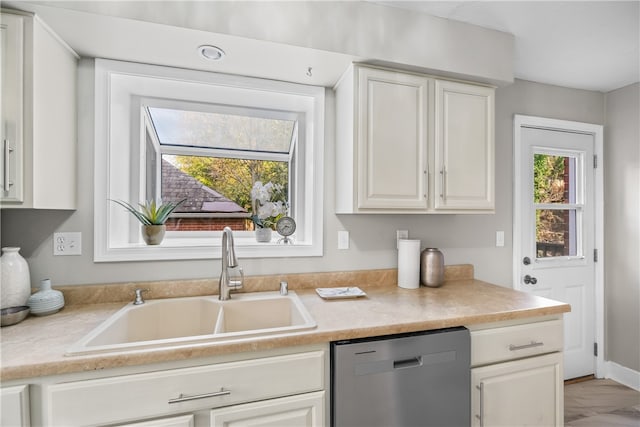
94,59,324,262
143,102,297,232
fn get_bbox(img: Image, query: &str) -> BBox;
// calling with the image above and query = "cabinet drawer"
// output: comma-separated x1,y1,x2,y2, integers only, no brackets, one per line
44,350,324,427
471,319,562,366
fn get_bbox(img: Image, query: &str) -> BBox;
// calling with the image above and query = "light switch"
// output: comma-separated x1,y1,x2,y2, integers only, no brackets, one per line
496,231,505,247
338,231,350,250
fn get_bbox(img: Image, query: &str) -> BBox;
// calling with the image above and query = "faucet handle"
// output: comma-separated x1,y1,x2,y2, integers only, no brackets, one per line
280,281,288,295
229,267,244,290
133,288,149,305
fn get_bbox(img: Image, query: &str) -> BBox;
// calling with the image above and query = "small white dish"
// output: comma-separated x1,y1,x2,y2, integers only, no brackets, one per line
315,287,367,299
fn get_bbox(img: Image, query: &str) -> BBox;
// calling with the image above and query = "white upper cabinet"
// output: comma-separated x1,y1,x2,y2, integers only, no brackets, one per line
0,11,78,209
335,64,495,214
335,65,430,213
434,80,494,211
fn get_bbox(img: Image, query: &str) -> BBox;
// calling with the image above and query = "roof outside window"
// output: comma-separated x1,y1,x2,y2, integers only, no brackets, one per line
161,159,247,214
148,107,295,154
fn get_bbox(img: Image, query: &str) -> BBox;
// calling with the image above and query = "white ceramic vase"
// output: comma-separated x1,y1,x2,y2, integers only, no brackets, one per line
0,247,31,309
255,227,272,243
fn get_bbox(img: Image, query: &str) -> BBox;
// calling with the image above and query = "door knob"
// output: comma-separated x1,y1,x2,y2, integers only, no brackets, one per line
523,257,531,265
524,275,537,285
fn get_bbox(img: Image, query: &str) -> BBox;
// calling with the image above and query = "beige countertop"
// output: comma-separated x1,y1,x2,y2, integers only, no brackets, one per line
0,267,570,382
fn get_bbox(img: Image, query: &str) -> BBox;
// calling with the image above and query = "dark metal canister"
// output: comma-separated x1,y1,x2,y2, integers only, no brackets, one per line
420,248,444,287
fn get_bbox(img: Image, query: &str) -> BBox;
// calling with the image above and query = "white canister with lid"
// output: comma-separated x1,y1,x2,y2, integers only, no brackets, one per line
397,239,421,289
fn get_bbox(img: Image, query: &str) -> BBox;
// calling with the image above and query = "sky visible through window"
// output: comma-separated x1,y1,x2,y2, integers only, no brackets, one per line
148,107,295,154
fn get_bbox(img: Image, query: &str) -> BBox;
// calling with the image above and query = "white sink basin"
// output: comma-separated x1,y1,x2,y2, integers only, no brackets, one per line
66,291,316,356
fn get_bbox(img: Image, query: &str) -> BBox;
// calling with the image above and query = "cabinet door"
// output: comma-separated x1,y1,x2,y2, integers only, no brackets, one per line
1,385,30,427
435,80,494,211
357,67,429,211
210,391,324,427
0,13,24,203
471,352,563,427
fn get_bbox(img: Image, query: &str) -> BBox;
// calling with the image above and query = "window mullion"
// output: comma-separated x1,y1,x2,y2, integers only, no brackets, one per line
534,203,584,210
161,146,289,162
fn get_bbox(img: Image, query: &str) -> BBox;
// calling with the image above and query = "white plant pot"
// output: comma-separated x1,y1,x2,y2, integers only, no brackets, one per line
255,228,272,243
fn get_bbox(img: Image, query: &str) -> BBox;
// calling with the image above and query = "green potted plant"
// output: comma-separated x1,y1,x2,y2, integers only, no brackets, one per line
111,199,185,245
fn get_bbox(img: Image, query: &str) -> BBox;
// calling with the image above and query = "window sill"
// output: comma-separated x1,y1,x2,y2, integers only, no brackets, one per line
95,236,321,262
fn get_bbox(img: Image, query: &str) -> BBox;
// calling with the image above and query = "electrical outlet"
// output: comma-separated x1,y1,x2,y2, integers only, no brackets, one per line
396,230,409,249
53,232,82,256
496,231,505,247
338,230,350,250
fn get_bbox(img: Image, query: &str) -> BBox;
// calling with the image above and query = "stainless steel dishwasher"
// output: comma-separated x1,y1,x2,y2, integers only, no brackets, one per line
331,327,470,427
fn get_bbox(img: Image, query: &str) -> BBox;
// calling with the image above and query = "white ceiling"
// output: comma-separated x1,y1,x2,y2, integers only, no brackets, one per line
5,1,639,92
376,1,640,92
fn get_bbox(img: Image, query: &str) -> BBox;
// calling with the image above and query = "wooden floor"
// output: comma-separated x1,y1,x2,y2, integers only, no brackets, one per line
565,379,640,426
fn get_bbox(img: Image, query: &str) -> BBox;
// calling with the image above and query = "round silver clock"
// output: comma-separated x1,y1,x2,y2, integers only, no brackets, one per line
276,216,296,244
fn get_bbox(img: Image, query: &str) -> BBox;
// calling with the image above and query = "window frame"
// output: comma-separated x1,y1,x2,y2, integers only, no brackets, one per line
141,98,300,229
94,59,324,262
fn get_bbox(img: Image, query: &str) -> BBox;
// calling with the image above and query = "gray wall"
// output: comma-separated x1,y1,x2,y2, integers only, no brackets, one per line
604,83,640,372
5,66,638,375
1,77,604,291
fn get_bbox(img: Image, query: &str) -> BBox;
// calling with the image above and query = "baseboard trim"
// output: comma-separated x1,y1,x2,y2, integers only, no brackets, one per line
565,374,595,385
605,361,640,391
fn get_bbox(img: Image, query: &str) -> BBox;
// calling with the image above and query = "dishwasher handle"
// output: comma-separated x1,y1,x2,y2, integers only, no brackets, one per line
393,356,423,370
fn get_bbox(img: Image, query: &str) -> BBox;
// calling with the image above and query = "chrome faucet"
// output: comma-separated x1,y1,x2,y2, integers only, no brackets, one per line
219,227,243,300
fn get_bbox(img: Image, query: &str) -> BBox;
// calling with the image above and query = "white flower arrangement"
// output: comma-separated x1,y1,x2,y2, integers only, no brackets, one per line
250,181,287,229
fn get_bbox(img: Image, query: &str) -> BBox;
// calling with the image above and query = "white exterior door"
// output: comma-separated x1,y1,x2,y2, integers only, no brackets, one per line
514,115,602,380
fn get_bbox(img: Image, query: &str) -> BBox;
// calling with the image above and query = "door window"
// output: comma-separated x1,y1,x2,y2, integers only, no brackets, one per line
532,152,584,260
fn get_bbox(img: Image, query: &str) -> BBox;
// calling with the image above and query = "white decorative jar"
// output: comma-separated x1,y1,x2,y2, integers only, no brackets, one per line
27,278,65,316
0,247,31,309
255,227,272,243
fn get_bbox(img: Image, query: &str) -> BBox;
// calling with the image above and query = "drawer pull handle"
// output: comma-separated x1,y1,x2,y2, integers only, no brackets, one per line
168,388,231,404
476,382,484,427
509,341,544,351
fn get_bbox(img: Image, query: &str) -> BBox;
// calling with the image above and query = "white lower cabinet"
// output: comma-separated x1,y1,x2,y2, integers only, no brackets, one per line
37,348,325,427
0,385,30,426
210,391,325,427
469,317,564,427
471,352,563,427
